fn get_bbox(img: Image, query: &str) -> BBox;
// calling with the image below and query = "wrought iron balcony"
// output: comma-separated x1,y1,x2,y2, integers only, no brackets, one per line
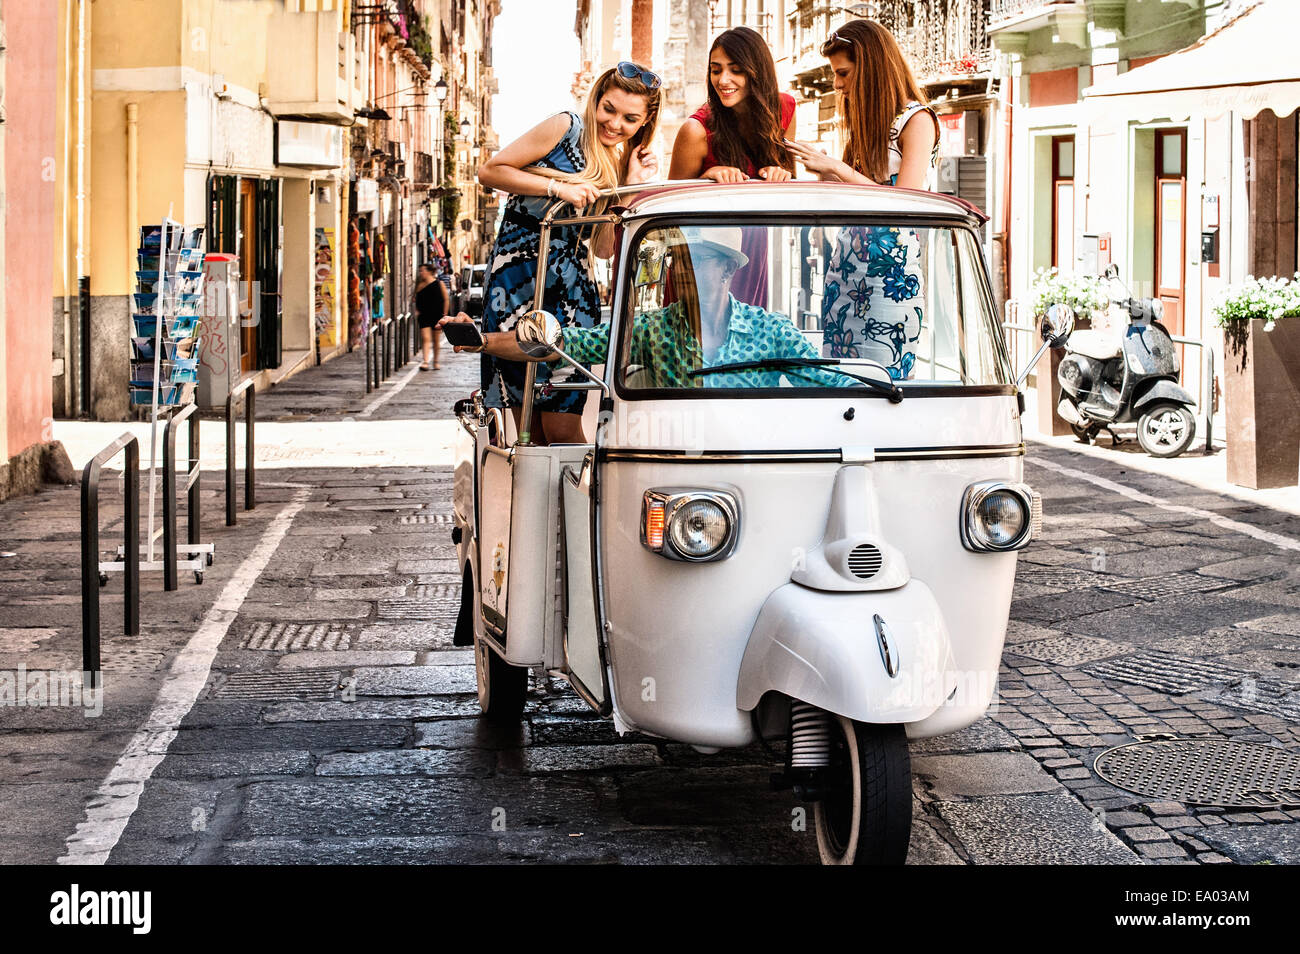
990,0,1086,33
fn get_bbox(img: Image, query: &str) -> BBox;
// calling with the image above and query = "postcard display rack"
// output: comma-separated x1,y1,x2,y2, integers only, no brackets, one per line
103,216,214,585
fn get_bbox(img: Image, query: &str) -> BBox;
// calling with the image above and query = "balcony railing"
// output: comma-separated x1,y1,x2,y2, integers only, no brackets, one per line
990,0,1081,27
710,9,773,42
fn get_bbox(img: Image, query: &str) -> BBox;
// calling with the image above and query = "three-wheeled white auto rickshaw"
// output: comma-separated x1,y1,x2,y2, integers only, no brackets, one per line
449,181,1072,864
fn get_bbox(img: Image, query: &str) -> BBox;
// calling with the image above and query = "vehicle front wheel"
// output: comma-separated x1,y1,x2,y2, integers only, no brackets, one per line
814,716,911,865
1136,402,1196,458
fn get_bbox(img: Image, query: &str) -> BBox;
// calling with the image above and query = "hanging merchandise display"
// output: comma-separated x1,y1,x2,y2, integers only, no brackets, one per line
314,226,337,349
104,216,214,587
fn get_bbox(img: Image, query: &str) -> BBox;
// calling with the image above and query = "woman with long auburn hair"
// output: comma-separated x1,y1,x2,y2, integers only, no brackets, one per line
470,63,661,444
669,26,795,306
786,19,939,377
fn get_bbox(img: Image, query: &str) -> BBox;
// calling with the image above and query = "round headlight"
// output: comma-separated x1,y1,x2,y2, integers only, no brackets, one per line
974,490,1028,548
668,498,730,558
1149,298,1165,320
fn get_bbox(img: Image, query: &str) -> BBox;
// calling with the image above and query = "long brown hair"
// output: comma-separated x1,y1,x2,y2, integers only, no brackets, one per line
705,27,792,174
527,64,661,192
822,19,927,183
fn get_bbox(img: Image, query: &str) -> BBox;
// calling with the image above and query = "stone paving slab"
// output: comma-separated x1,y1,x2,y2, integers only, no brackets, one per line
934,792,1139,864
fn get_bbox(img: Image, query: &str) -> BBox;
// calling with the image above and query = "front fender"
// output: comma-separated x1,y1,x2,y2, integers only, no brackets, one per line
737,581,957,724
1132,378,1196,412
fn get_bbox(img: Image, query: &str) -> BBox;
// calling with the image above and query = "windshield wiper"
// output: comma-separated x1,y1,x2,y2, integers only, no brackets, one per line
689,358,904,403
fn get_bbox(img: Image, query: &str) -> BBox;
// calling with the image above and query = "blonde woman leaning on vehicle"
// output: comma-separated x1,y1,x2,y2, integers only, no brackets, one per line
469,62,661,445
786,19,939,377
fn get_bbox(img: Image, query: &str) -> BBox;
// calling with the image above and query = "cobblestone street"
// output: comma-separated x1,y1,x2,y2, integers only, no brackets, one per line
1,344,1298,865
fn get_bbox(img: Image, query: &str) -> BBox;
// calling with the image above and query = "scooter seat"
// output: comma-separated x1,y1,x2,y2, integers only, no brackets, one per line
1069,330,1122,361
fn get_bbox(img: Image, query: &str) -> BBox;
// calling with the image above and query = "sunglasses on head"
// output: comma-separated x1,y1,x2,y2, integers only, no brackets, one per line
821,31,852,53
617,61,662,90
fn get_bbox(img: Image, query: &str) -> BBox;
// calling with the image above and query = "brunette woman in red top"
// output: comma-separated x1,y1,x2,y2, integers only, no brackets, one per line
669,26,795,307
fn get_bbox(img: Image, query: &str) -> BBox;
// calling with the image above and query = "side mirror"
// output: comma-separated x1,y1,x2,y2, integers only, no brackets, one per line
1040,303,1075,349
1015,303,1075,389
1103,264,1119,280
516,309,563,357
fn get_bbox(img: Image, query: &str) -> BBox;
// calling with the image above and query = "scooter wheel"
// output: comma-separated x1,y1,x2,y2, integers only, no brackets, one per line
814,716,911,865
1136,402,1196,458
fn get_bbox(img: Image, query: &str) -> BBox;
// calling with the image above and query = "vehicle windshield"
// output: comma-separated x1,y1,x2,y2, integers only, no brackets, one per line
616,220,1012,394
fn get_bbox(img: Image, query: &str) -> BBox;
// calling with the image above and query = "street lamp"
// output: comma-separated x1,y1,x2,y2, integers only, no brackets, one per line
459,117,471,140
433,78,448,102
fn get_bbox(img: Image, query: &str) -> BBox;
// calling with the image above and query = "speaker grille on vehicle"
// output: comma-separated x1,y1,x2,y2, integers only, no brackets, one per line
847,544,883,579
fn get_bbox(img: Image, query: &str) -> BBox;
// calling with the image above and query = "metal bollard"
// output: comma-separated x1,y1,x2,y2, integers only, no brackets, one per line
81,433,140,685
226,378,256,525
162,404,201,592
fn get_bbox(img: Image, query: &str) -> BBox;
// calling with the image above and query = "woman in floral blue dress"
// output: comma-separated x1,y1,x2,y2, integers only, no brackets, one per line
786,19,939,379
472,64,661,443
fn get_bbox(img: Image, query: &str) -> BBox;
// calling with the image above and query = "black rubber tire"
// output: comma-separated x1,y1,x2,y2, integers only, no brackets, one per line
475,633,528,724
1136,402,1196,458
452,562,475,647
814,717,912,865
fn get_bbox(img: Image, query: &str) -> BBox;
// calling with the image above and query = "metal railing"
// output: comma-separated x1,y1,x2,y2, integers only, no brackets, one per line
81,433,140,686
226,378,256,526
990,0,1077,25
162,403,208,590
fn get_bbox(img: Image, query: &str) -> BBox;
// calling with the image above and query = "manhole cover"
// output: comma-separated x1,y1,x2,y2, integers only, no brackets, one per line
1084,651,1247,695
397,513,454,525
210,670,341,700
1095,739,1300,808
1005,635,1128,667
1097,572,1235,601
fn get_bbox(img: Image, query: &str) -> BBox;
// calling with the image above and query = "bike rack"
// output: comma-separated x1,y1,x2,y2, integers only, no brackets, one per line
162,403,212,590
81,433,140,686
225,378,256,526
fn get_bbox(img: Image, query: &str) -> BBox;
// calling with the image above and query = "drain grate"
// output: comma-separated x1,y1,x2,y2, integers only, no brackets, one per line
397,513,454,525
1095,739,1300,808
410,583,460,600
239,622,357,651
1097,572,1235,602
209,670,341,700
1083,651,1247,695
378,599,460,620
1204,678,1300,722
1016,567,1118,589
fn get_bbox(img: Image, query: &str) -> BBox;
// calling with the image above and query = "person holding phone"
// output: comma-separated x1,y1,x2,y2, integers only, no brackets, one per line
469,62,662,444
784,19,939,376
668,26,795,308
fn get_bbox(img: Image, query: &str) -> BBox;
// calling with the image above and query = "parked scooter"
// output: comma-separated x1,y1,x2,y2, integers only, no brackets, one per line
1056,265,1197,458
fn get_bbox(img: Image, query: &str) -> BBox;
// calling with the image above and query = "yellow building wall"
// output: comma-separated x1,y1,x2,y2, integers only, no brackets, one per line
89,90,188,296
182,0,276,93
93,0,183,71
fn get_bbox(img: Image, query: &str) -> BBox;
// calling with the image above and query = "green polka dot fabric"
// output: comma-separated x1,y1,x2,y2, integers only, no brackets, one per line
562,296,856,390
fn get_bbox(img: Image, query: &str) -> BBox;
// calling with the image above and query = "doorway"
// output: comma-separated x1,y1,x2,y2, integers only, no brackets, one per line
239,179,259,373
1154,128,1187,361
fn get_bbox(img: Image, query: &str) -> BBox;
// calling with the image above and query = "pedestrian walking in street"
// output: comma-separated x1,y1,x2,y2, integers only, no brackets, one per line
415,262,448,370
668,26,795,307
786,18,940,377
468,62,661,444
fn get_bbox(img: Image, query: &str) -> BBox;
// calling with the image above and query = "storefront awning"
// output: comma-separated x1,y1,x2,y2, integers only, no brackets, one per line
1083,0,1300,122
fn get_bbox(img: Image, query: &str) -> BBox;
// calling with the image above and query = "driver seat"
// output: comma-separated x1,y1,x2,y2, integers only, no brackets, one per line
1068,329,1122,361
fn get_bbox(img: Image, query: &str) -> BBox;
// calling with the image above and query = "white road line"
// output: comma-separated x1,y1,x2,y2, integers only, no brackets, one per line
359,361,422,419
1027,456,1300,553
57,487,312,865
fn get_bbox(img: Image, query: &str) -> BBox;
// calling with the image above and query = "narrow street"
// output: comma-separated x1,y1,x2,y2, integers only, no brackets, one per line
1,345,1297,865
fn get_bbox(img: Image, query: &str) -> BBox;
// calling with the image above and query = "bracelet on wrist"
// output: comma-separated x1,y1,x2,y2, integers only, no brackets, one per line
546,178,557,198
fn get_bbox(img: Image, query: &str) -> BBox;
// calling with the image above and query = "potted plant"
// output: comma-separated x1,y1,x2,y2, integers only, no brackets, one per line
1213,273,1300,489
1028,269,1109,436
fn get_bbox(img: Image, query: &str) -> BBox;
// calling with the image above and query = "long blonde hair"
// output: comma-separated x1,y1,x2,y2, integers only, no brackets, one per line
822,19,928,183
527,65,661,192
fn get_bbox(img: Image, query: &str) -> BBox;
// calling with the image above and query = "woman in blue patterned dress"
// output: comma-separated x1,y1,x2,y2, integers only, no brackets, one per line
471,63,661,443
786,19,939,379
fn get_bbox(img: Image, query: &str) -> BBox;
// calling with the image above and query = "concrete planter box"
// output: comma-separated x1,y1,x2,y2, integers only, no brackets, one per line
1224,317,1300,489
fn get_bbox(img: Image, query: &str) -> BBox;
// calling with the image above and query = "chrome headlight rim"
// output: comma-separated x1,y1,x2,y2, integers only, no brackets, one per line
641,488,740,563
960,481,1034,553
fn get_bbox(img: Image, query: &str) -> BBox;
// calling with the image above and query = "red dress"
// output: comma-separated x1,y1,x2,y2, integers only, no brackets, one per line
687,92,797,308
